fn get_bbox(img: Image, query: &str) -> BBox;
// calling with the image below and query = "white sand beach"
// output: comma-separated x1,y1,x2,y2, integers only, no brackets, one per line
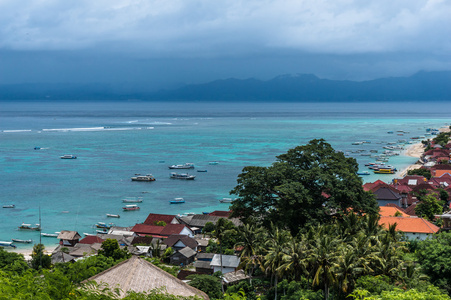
8,245,57,261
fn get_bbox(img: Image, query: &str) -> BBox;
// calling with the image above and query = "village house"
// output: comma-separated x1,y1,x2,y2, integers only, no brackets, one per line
57,231,82,247
169,246,197,266
210,254,240,274
378,216,440,240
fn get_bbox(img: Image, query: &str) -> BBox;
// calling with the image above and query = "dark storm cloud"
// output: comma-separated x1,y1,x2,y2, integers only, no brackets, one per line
0,0,450,85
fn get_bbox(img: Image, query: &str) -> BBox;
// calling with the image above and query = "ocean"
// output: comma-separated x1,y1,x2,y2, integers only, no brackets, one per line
1,100,450,250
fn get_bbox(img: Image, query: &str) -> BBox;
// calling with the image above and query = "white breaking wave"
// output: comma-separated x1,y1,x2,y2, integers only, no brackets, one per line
42,126,154,132
2,129,32,133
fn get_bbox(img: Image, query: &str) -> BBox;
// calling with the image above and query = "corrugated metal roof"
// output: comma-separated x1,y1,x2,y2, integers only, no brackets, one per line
210,254,240,268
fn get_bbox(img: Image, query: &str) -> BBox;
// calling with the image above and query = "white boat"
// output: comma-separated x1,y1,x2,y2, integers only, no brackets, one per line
83,232,96,236
170,198,185,204
122,197,143,203
18,223,41,231
3,204,15,208
209,161,219,165
41,233,58,237
131,174,155,181
11,239,32,243
0,241,16,248
170,172,196,180
123,204,140,211
60,154,77,159
220,198,234,203
106,213,120,218
96,222,114,229
97,230,108,234
169,163,195,169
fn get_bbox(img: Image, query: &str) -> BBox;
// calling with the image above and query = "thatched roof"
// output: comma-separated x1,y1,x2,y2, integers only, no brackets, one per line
82,256,209,299
57,230,81,240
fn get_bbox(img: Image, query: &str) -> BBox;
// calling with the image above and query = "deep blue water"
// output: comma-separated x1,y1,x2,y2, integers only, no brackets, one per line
1,101,450,250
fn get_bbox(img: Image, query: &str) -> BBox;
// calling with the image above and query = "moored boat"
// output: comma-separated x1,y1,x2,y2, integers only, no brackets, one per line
41,233,58,237
11,239,32,243
96,222,114,229
60,154,77,159
357,171,370,175
122,197,143,203
0,241,16,248
170,198,185,204
168,163,194,169
106,213,120,218
197,169,208,172
373,168,396,174
220,198,234,203
3,204,15,208
170,172,196,180
131,174,156,181
18,223,41,231
123,204,140,211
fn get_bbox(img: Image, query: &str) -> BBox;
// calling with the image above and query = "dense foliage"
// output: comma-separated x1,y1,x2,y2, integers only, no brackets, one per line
230,139,378,234
407,168,432,180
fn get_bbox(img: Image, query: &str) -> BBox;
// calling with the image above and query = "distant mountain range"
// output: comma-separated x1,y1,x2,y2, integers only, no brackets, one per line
1,71,450,101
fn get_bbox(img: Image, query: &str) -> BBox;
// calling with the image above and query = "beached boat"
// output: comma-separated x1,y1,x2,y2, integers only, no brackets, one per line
3,204,15,208
41,233,58,237
220,198,234,203
123,204,140,211
170,198,185,204
96,222,114,229
122,197,143,203
11,239,32,243
106,213,120,218
168,163,194,169
18,223,41,231
131,174,155,181
60,154,77,159
0,241,16,248
170,172,196,180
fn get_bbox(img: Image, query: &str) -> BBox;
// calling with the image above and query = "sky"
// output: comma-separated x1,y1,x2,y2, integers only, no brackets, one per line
0,0,450,90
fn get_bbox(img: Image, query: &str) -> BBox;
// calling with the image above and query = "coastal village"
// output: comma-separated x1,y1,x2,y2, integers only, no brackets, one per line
2,128,447,298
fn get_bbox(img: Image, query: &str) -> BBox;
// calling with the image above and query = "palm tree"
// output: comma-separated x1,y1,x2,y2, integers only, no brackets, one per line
263,225,290,300
235,223,265,282
309,229,341,300
279,237,308,281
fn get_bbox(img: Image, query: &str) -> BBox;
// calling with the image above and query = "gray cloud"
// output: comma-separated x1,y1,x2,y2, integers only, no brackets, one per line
0,0,450,85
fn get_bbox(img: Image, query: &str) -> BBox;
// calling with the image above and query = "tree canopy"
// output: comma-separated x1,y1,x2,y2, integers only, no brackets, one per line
230,139,378,233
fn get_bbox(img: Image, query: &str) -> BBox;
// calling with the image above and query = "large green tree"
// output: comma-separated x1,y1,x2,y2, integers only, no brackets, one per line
230,139,378,233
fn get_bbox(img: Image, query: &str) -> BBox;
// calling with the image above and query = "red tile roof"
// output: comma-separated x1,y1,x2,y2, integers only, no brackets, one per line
131,224,165,236
143,213,177,226
208,211,231,217
378,216,440,234
79,235,104,244
363,180,387,192
160,224,190,236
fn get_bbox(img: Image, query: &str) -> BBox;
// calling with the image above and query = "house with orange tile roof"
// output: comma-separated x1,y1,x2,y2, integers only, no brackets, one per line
378,216,440,240
379,206,410,218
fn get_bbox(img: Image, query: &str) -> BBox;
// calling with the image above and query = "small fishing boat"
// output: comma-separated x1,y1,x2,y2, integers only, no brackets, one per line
0,241,16,248
106,214,120,218
96,222,114,229
60,154,77,159
170,198,185,204
197,169,208,172
168,163,194,169
209,161,219,165
131,174,156,181
123,204,140,211
41,233,58,237
3,204,15,208
357,171,370,175
18,223,41,231
122,197,143,203
170,172,196,180
34,147,41,150
220,198,234,203
83,232,96,236
97,230,108,234
11,239,32,243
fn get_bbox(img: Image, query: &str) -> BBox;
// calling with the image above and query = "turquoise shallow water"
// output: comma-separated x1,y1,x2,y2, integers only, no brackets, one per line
0,101,450,250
